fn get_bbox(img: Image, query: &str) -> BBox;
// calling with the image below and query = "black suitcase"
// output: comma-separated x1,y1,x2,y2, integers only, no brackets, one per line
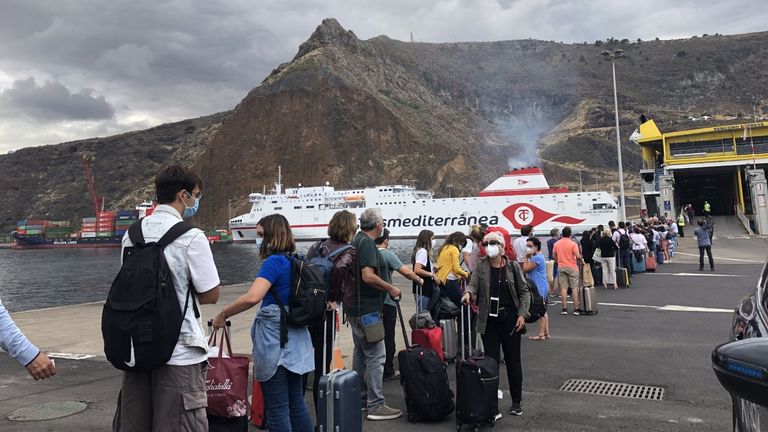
395,300,455,423
456,304,499,431
616,267,629,288
207,416,248,432
317,310,362,432
592,263,603,286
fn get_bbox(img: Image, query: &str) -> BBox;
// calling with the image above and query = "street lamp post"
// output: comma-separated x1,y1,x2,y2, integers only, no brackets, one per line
602,48,627,222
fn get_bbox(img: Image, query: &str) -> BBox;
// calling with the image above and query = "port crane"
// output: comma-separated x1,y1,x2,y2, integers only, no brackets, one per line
80,153,104,216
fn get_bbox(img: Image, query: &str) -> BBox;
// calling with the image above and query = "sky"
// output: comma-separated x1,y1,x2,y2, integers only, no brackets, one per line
1,0,766,153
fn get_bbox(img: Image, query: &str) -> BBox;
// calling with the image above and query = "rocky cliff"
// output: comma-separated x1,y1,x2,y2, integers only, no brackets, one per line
3,19,768,232
0,113,227,232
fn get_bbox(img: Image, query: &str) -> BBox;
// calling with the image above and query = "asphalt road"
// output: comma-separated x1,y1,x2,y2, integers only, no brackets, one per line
1,234,765,431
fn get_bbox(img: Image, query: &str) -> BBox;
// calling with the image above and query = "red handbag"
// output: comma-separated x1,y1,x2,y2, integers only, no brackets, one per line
206,327,250,418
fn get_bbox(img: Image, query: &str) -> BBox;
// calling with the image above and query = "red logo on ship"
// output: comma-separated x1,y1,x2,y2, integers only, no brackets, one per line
517,179,529,185
502,203,585,229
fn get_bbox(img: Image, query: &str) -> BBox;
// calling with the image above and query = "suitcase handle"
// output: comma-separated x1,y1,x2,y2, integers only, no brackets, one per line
322,308,337,375
394,298,411,349
460,303,473,360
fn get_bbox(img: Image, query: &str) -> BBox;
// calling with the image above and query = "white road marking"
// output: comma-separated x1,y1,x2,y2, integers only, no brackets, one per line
657,305,733,313
48,352,96,360
562,301,733,313
671,272,743,277
674,252,763,263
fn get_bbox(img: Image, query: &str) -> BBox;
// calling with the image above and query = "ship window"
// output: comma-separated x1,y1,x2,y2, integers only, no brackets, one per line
307,205,315,209
271,201,277,204
275,207,282,210
294,206,302,209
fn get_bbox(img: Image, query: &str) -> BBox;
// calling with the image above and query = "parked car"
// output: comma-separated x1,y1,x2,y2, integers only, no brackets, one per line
712,263,768,431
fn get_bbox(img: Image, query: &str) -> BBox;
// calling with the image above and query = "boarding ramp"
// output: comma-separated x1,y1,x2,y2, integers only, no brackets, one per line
708,215,751,238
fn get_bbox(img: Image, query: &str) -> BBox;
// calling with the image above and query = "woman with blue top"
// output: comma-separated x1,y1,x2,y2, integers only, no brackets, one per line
522,237,550,340
213,214,313,432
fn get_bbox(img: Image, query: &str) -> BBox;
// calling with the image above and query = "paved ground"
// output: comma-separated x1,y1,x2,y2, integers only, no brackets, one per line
1,233,765,431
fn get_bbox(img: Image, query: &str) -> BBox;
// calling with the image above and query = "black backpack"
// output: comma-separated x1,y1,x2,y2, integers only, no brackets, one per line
102,220,197,371
271,244,352,347
618,230,631,250
525,278,547,324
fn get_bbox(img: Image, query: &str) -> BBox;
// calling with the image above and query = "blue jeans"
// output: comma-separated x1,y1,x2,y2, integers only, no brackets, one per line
414,294,432,311
261,366,313,432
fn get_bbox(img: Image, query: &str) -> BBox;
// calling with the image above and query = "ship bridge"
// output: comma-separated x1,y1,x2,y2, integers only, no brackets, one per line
635,117,768,234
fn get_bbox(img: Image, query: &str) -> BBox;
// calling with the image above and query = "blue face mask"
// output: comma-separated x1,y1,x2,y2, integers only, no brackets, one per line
182,191,200,218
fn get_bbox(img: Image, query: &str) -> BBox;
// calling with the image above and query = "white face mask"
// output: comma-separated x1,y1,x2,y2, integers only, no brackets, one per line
255,236,263,247
485,244,501,259
526,247,535,255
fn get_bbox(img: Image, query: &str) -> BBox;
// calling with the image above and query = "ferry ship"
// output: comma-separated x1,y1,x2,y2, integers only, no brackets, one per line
229,167,620,241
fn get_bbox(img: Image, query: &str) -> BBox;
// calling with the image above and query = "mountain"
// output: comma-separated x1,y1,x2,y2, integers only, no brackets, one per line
0,113,227,233
2,19,768,232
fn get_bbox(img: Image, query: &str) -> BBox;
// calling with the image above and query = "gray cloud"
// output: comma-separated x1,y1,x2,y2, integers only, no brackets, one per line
0,77,115,121
0,0,766,152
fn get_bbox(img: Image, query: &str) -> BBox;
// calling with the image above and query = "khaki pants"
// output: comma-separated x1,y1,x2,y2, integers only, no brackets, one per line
557,266,580,290
112,362,208,432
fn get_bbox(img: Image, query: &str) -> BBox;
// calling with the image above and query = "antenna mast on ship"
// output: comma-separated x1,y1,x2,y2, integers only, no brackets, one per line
275,165,282,195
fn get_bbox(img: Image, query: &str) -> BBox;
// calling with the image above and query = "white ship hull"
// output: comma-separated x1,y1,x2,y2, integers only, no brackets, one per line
229,168,619,241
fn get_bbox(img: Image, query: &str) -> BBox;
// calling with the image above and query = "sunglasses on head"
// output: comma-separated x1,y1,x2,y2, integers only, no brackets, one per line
482,240,501,247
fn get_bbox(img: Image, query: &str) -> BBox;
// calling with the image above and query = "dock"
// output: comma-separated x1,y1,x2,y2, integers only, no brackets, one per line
1,236,765,431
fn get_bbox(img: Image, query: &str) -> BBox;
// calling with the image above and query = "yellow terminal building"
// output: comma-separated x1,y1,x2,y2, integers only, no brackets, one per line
635,117,768,234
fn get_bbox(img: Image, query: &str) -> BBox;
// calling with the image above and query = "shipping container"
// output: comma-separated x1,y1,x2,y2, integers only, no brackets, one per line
81,232,97,238
82,217,97,223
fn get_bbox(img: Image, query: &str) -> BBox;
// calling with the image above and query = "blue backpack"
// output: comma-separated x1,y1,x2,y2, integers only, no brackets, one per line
271,241,353,347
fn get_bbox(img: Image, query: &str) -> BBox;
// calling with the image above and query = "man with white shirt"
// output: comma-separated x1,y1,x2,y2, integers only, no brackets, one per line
513,224,534,264
112,165,221,432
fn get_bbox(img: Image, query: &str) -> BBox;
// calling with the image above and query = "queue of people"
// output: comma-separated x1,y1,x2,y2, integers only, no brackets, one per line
1,164,714,432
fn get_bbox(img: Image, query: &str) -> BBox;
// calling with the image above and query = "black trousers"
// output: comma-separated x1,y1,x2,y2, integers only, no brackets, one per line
383,304,397,378
618,249,633,275
481,316,523,404
699,246,714,270
304,311,334,417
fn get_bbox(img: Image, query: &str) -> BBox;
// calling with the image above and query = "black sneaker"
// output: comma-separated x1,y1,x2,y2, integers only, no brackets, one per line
573,310,580,316
561,309,568,315
509,402,523,416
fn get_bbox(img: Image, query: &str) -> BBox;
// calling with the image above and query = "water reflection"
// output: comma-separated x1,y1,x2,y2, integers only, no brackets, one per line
0,239,419,311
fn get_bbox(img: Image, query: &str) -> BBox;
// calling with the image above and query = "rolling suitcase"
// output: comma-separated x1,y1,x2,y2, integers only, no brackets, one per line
412,284,444,362
580,285,598,315
632,251,646,273
616,267,629,288
645,254,657,272
592,263,603,286
656,247,664,265
395,300,455,423
317,310,362,432
250,379,267,429
440,318,458,362
456,304,499,431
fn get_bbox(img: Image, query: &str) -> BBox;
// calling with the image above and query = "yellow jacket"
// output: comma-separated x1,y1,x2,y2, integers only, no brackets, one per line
435,244,469,284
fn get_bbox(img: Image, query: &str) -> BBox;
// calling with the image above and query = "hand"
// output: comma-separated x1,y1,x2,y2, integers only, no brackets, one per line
326,301,337,311
461,292,471,305
212,310,227,329
390,294,401,302
26,352,56,380
388,286,401,299
514,316,526,333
